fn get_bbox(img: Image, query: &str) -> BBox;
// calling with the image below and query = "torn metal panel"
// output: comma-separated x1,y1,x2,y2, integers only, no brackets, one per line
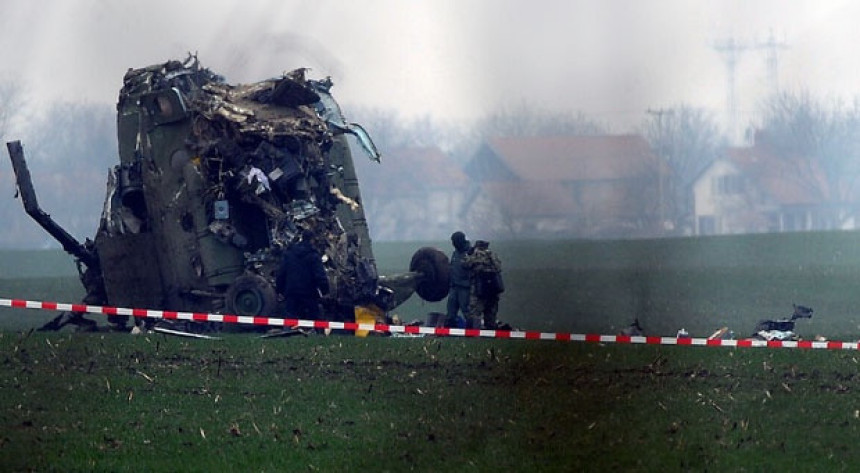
309,78,381,162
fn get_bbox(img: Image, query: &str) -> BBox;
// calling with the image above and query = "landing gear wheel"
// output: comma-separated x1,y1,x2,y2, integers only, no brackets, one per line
409,247,450,302
225,274,278,316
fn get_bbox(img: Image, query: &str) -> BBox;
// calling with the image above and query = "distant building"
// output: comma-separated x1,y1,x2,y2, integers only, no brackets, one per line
462,135,671,239
692,144,860,235
355,146,468,241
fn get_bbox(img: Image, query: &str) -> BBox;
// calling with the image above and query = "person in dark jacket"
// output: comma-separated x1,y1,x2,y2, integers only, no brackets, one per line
445,231,471,328
276,229,330,320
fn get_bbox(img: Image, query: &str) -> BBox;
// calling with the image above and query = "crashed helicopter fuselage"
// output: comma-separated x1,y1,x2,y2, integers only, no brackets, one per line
7,56,449,330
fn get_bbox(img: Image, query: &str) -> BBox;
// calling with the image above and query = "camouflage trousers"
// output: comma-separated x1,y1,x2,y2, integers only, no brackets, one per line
468,294,499,329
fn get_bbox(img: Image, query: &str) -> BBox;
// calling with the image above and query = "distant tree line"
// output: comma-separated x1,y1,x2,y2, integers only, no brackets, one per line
1,77,860,247
755,92,860,229
642,93,860,235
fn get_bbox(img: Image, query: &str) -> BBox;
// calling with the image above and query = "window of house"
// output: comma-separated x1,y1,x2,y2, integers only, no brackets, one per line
781,211,807,232
714,175,743,196
810,211,832,231
765,212,780,233
698,215,716,235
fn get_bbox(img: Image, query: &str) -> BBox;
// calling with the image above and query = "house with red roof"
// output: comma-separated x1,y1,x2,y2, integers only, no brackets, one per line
463,135,671,239
355,146,469,240
692,144,860,235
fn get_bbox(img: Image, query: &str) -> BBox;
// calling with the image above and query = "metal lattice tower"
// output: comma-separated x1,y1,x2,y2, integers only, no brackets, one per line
757,29,789,94
712,32,788,144
712,37,749,143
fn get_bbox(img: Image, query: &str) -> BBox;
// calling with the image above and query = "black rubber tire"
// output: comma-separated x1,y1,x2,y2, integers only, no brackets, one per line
409,247,451,302
224,273,278,316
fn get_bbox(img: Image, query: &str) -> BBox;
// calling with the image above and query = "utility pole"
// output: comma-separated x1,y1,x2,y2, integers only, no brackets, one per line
646,108,675,230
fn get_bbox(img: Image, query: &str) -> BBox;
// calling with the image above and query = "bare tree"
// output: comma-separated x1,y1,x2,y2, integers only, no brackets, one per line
643,105,726,233
757,91,860,228
474,101,606,139
353,102,607,161
346,107,469,240
349,107,466,155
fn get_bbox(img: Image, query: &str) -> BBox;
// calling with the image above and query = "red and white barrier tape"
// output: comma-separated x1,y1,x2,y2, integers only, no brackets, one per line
1,297,857,349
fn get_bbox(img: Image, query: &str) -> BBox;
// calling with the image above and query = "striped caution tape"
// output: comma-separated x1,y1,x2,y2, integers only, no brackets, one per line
1,296,858,349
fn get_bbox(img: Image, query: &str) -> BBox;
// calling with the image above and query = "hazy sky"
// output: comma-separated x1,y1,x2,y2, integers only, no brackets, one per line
1,0,859,132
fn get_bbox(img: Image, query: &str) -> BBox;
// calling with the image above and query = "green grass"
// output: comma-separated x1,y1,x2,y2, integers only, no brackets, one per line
4,232,860,470
5,230,860,337
384,231,860,340
0,250,78,279
2,333,860,471
0,277,84,331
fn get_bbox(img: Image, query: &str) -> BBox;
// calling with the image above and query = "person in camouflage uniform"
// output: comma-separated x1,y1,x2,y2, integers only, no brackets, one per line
462,240,503,329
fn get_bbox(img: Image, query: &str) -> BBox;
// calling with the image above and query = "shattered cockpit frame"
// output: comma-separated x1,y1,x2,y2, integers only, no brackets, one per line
8,55,448,331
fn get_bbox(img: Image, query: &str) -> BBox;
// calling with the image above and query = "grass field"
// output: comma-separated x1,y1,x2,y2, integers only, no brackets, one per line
378,231,860,340
2,333,860,471
3,231,860,470
5,230,860,338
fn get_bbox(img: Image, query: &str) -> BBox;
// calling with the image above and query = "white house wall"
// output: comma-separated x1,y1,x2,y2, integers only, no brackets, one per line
692,158,829,235
693,159,746,235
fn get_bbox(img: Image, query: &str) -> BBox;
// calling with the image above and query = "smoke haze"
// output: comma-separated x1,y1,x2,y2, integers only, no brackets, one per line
1,0,859,130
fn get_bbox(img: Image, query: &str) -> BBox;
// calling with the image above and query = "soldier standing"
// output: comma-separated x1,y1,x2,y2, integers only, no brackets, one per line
463,240,503,329
445,231,471,327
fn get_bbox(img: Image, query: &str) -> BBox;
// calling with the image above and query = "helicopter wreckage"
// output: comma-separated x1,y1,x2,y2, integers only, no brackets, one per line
7,56,450,332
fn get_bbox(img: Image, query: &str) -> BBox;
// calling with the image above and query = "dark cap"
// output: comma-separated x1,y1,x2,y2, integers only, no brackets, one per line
475,240,489,248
